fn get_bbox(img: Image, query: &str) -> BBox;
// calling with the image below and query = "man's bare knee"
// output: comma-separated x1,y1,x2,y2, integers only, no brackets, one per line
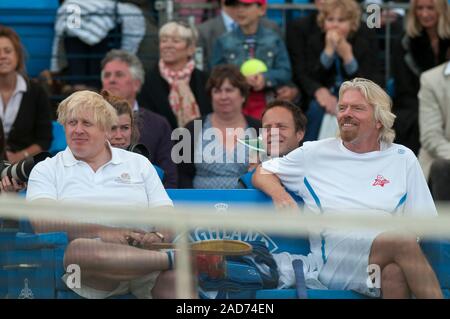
382,263,405,284
64,238,108,272
372,233,420,262
393,236,422,259
64,238,94,268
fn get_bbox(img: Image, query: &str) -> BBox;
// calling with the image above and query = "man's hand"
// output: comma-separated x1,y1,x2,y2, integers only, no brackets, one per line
137,231,165,249
272,190,299,211
98,227,145,245
314,87,338,114
0,176,26,193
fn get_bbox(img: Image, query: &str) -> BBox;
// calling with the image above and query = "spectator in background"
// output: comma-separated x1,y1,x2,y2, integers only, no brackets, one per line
198,0,281,71
52,0,148,89
239,99,307,189
125,0,160,70
292,0,382,142
138,21,211,130
177,64,261,189
101,49,178,188
418,60,450,200
0,26,52,164
211,0,293,120
102,90,140,150
392,0,450,155
260,100,306,158
286,0,325,112
286,0,379,112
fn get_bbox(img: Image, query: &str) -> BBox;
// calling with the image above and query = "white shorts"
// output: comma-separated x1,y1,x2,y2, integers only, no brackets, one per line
62,271,160,299
317,230,383,298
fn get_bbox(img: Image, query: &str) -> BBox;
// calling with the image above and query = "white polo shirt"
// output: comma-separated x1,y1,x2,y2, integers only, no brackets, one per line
262,138,436,218
26,146,173,229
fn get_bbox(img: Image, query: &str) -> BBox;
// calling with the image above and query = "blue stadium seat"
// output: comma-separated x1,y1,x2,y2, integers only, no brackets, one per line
420,240,450,289
267,0,286,27
48,121,67,156
153,164,165,183
386,78,395,98
291,0,312,20
0,232,67,298
0,0,58,77
0,230,136,299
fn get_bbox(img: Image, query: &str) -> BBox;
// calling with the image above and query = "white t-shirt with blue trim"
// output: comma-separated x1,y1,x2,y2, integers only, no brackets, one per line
262,138,437,286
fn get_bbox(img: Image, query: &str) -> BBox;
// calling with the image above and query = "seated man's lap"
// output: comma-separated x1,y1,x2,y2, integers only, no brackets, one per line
318,230,382,297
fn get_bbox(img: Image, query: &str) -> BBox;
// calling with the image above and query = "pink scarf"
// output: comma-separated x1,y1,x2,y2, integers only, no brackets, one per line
159,59,201,127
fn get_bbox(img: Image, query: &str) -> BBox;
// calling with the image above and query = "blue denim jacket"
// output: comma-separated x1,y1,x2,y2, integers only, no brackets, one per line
211,23,292,88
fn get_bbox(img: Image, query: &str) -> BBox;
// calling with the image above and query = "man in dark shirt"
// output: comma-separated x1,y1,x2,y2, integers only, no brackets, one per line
101,49,178,188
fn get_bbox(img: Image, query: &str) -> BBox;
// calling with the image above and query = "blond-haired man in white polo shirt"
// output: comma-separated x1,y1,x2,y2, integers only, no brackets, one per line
26,91,176,299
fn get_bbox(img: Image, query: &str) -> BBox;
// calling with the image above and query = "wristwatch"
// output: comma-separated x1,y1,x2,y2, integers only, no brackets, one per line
151,231,165,242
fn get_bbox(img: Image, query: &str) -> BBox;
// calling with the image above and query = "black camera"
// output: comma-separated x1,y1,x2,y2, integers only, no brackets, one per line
126,144,150,159
0,152,51,183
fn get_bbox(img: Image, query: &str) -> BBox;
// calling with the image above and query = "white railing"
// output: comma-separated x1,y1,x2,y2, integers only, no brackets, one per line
1,194,449,298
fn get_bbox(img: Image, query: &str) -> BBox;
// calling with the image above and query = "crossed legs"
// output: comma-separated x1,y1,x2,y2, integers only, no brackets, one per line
369,232,442,299
63,238,177,298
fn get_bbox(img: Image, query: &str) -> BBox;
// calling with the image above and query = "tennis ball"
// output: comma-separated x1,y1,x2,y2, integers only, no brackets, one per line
240,59,268,77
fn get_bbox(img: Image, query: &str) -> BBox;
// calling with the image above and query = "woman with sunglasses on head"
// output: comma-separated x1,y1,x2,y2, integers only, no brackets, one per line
137,21,211,130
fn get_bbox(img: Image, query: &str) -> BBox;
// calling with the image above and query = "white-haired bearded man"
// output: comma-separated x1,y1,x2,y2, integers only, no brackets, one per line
253,78,442,299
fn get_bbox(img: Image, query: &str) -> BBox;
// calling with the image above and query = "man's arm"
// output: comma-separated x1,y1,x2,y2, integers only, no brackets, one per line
252,165,298,209
28,199,143,243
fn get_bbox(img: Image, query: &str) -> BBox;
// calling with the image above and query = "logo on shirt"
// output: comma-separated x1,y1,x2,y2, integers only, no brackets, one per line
115,172,131,184
372,175,390,187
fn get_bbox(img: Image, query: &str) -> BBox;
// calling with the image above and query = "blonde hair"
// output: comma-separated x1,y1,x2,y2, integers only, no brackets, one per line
406,0,450,38
317,0,361,34
338,78,396,144
159,21,198,47
57,90,118,132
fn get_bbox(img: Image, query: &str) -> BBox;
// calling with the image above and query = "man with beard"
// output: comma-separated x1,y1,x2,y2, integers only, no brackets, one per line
252,78,442,298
